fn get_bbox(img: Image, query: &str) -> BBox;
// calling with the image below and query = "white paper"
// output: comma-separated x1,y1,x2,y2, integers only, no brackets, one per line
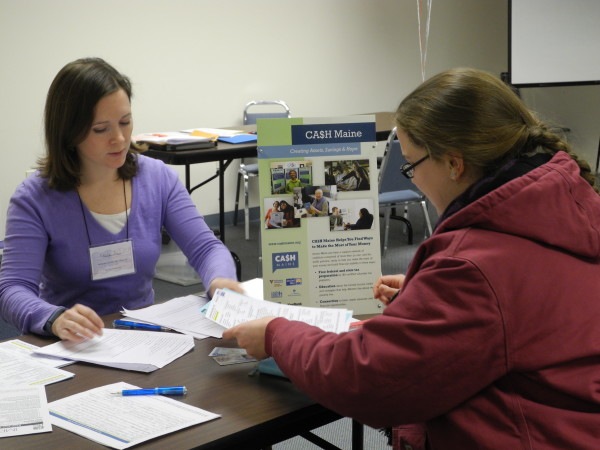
134,131,211,144
180,127,244,137
241,277,265,300
122,295,225,339
33,329,194,373
0,339,75,368
206,289,352,333
49,382,219,449
0,385,52,438
0,348,74,386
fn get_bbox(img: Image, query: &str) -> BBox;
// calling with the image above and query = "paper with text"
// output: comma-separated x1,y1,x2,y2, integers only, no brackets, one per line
0,385,52,437
0,348,74,386
122,295,224,339
0,339,75,368
33,329,194,373
49,382,219,449
205,289,352,333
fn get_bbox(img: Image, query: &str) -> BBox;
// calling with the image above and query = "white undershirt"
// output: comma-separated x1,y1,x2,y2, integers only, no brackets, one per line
89,209,130,234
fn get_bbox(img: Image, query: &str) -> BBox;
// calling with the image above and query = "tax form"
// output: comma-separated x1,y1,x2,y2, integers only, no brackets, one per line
0,339,74,368
0,348,74,386
0,385,52,437
121,294,224,339
33,329,194,373
49,382,219,449
205,289,352,333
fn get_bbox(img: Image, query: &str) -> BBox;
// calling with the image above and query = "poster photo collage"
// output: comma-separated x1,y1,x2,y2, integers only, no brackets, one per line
263,159,374,232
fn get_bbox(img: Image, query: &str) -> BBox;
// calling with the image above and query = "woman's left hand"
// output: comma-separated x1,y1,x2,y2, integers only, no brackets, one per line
208,277,244,297
222,316,276,360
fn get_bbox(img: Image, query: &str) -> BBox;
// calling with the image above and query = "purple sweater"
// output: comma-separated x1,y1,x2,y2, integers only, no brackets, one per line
0,155,237,335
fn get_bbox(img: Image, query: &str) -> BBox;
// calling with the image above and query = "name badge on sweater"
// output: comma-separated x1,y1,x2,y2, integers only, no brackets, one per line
89,239,136,281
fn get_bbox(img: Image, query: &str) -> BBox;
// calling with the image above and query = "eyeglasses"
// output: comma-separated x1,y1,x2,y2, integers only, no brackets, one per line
400,155,429,179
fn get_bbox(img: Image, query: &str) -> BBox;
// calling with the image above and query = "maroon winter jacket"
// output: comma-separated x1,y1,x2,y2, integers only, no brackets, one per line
265,152,600,448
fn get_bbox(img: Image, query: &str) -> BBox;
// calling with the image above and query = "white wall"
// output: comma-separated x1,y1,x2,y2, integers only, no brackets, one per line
1,0,516,239
520,86,600,167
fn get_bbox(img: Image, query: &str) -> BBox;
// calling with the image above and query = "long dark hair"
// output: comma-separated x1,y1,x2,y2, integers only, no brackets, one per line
38,57,138,190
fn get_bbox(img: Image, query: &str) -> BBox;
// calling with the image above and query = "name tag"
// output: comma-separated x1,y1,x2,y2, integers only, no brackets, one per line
89,240,136,281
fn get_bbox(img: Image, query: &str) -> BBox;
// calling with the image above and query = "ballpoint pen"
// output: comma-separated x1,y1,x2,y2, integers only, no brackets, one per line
111,386,187,396
113,319,170,332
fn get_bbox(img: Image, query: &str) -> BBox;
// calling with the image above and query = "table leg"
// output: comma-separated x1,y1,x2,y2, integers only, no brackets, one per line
219,160,225,242
352,419,364,450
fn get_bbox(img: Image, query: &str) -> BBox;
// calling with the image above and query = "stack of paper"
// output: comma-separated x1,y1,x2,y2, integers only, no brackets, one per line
134,131,217,151
33,329,194,373
205,289,353,333
181,127,245,138
134,131,214,145
122,294,225,339
182,127,257,144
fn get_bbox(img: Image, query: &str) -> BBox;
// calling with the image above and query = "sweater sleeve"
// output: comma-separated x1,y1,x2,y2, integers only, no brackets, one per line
265,256,507,428
160,164,237,288
0,182,58,334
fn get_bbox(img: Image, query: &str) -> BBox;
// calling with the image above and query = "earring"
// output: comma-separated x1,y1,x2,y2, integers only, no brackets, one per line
450,172,457,180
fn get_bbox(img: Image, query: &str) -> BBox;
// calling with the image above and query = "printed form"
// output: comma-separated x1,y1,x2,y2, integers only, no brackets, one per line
0,385,52,438
33,329,194,373
49,382,219,449
121,294,224,339
0,339,75,368
206,289,352,333
0,348,74,386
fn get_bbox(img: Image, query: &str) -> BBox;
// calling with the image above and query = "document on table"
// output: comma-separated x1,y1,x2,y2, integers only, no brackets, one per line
0,385,52,437
49,382,219,449
205,289,352,333
33,328,194,373
0,348,74,386
122,294,225,339
134,131,213,144
181,127,245,137
0,339,75,368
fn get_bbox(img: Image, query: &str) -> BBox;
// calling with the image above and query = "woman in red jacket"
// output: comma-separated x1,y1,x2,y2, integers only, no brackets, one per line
224,68,600,449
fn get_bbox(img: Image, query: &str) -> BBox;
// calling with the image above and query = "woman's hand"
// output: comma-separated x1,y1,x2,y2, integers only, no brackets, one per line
222,316,276,360
208,277,244,297
51,304,104,341
372,274,406,306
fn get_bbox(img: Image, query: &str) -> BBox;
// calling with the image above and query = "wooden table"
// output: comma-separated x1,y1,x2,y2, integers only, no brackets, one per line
3,313,363,449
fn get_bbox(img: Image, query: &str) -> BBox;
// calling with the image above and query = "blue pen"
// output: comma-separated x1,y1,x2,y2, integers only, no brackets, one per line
113,319,170,332
112,386,187,396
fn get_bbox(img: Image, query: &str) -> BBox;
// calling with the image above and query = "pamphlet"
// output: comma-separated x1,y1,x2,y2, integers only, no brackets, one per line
257,116,382,314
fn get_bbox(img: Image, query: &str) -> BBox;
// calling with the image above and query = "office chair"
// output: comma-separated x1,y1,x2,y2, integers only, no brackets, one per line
379,127,432,253
234,100,291,240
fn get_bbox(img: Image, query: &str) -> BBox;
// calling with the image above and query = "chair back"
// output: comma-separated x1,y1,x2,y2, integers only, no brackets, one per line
379,127,420,194
243,100,291,125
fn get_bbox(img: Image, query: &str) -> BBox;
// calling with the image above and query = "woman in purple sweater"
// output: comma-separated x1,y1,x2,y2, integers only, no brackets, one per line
0,58,241,340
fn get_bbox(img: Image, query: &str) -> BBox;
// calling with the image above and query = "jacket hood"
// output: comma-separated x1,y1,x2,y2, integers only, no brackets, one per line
436,152,600,260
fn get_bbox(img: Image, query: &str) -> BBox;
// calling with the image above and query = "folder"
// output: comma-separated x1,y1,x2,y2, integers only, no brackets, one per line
218,134,257,144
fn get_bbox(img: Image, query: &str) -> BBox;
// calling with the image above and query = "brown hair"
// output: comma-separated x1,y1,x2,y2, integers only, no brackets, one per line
395,67,597,191
38,57,138,190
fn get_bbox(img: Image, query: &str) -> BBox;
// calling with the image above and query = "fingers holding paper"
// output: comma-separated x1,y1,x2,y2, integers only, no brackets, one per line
222,316,276,360
52,304,104,341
